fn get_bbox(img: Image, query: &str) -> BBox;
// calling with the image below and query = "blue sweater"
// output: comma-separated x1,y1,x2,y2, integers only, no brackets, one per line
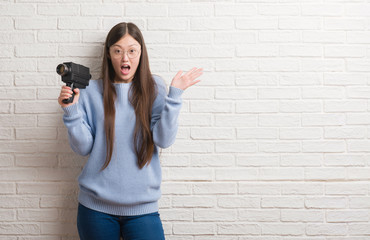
62,75,183,216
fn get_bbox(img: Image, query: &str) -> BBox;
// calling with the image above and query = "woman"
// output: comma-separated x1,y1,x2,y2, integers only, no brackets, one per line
58,22,202,240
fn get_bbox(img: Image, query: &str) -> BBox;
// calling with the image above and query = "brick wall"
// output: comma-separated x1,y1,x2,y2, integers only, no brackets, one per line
1,0,370,239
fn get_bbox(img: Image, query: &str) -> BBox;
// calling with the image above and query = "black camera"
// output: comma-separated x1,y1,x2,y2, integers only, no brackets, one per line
56,62,91,104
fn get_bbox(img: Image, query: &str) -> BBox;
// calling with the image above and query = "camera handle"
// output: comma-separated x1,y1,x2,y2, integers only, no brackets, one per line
62,82,75,104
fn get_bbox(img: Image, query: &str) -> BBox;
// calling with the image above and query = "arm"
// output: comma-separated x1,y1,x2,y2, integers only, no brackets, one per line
151,81,184,148
59,87,94,156
151,68,203,148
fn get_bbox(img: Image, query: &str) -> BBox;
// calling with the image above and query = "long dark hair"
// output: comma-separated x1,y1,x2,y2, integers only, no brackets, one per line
100,22,156,170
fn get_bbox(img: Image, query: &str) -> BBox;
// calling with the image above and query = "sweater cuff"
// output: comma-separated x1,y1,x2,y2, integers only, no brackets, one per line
168,86,184,100
62,103,79,117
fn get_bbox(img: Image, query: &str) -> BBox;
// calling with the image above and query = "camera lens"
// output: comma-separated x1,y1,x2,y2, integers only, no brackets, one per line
56,64,69,76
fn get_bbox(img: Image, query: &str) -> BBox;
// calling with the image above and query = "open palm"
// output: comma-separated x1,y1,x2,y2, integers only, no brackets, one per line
171,67,203,90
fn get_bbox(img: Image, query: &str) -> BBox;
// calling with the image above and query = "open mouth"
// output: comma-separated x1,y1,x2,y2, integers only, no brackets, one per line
121,64,130,75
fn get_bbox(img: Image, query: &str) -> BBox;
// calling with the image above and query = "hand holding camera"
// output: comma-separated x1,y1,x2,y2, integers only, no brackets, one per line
56,62,91,108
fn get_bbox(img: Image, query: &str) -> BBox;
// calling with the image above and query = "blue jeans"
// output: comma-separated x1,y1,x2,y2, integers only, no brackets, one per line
77,203,165,240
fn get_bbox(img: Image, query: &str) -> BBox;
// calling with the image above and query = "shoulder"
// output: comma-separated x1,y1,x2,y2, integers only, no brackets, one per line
152,74,167,94
80,79,103,96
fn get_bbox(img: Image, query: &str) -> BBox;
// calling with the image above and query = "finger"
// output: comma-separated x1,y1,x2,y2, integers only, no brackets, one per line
188,79,201,88
190,71,203,80
184,67,197,76
173,70,183,80
189,68,203,78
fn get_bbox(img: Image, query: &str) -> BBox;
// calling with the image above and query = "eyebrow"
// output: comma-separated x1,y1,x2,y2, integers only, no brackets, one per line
112,44,140,48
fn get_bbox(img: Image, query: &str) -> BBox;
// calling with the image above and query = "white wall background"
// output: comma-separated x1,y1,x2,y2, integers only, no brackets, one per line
1,0,370,239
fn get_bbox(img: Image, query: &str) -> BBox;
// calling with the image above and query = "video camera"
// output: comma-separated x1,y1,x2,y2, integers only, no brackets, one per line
56,62,91,104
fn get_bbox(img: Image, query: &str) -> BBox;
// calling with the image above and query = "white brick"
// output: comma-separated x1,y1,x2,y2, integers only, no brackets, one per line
259,167,304,180
193,183,236,195
259,59,300,72
217,224,260,235
325,127,366,139
173,223,215,235
281,210,324,222
348,141,370,152
303,31,346,43
305,167,346,180
216,59,258,72
237,45,278,57
38,4,79,16
17,209,59,221
239,209,280,222
0,32,35,44
0,224,40,235
0,3,35,16
327,210,369,222
169,3,212,16
235,73,278,86
302,4,343,16
301,59,345,72
279,17,321,30
350,197,370,208
215,88,256,100
194,209,237,221
347,60,370,72
279,45,322,57
170,32,212,44
161,183,192,195
191,17,234,30
16,153,58,167
215,31,256,44
306,224,347,236
325,100,367,112
160,209,193,221
0,197,39,208
349,224,370,235
236,17,278,30
148,46,189,58
16,128,57,140
164,168,213,181
126,3,166,16
81,4,123,16
239,183,280,195
258,114,300,127
191,127,234,140
345,4,370,16
348,168,370,180
281,154,322,167
215,114,257,127
236,101,278,113
348,32,370,44
16,44,56,57
172,196,216,208
281,183,324,195
258,88,300,99
259,4,299,15
216,168,258,181
0,18,13,30
0,209,16,221
148,18,187,31
259,30,301,43
0,154,14,167
302,113,345,126
280,128,322,140
347,114,370,125
325,46,365,58
15,101,60,114
261,223,305,235
280,100,322,113
302,141,346,153
324,154,367,167
15,18,56,30
261,197,304,208
216,141,256,153
0,183,15,194
218,196,260,208
191,154,234,167
237,128,278,139
305,197,347,209
58,17,99,30
0,59,37,72
324,73,367,86
190,100,233,113
325,18,367,30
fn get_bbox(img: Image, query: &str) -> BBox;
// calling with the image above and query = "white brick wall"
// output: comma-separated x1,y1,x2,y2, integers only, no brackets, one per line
1,0,370,239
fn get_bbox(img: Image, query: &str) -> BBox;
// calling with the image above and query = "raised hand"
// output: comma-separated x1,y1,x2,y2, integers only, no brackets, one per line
171,67,203,91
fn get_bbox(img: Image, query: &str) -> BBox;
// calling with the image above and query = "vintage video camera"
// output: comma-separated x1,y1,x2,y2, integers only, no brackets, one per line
56,62,91,104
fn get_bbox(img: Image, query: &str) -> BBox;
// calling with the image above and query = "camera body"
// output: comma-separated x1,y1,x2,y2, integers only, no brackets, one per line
56,62,91,104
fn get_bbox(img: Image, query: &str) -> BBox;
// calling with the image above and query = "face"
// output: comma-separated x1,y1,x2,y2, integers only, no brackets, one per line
109,34,141,83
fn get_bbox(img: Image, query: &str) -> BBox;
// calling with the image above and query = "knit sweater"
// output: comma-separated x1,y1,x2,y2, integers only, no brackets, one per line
62,75,183,216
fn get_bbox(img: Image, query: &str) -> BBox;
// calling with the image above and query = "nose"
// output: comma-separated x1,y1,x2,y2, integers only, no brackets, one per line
122,51,129,61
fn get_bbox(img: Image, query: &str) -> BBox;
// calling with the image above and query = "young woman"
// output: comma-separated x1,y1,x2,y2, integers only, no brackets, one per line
58,22,202,240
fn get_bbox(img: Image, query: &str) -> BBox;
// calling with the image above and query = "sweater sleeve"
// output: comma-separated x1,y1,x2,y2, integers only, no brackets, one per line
62,93,94,156
151,77,183,149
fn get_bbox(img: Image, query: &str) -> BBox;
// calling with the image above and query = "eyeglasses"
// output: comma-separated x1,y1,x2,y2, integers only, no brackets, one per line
110,48,141,59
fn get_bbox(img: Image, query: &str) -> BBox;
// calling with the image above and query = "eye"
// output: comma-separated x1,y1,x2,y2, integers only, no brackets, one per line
129,49,137,53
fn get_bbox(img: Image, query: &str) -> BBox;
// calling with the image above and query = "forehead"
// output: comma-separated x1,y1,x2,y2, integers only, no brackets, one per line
112,34,140,48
